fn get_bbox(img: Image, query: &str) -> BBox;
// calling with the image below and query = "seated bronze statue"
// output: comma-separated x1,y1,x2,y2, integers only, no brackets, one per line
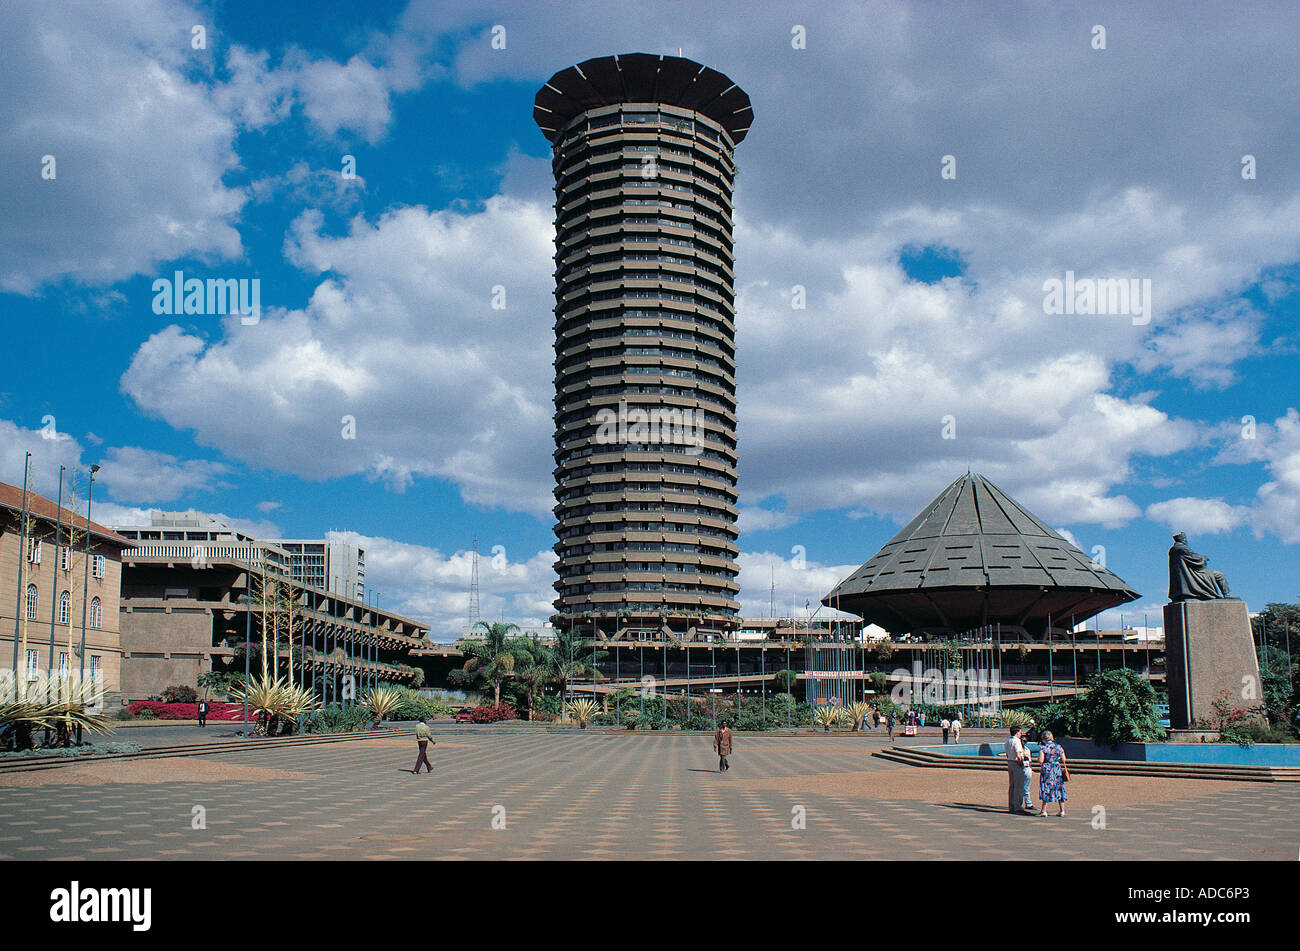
1168,532,1233,602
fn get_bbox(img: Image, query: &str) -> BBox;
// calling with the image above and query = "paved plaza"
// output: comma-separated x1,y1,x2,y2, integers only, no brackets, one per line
1,731,1296,860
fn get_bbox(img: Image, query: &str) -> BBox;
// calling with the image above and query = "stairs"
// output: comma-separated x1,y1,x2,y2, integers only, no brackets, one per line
872,745,1300,783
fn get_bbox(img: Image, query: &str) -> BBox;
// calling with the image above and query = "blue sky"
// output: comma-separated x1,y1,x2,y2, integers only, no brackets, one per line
3,0,1300,639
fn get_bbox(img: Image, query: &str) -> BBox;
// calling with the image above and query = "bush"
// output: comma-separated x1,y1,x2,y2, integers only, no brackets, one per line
126,701,245,721
303,704,373,734
161,684,198,704
464,702,517,723
1072,669,1165,747
114,708,135,721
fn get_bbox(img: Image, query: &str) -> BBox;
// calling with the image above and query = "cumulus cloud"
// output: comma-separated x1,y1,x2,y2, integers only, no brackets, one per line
1145,497,1250,535
97,446,230,504
0,0,244,293
328,531,556,640
121,196,557,514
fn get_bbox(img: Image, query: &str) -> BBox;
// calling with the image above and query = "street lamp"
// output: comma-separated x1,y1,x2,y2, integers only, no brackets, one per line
75,464,99,743
237,591,255,736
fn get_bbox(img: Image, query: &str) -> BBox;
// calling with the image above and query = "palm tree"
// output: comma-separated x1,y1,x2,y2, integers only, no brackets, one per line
461,621,530,705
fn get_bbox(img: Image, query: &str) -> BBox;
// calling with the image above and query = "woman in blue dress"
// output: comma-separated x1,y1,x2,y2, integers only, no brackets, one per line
1037,730,1069,817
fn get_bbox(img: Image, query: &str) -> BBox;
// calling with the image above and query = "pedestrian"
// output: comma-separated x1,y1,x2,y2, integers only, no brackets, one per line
887,710,896,743
713,720,733,772
919,711,926,729
1020,730,1036,813
1005,726,1030,814
412,718,435,774
951,715,962,743
941,716,950,744
196,699,208,728
1037,730,1069,817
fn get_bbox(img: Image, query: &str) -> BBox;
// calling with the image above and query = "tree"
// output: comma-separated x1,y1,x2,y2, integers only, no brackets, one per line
460,621,530,705
1071,668,1165,746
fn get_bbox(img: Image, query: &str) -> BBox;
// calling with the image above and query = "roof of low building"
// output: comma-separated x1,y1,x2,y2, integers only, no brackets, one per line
822,472,1140,634
0,481,132,548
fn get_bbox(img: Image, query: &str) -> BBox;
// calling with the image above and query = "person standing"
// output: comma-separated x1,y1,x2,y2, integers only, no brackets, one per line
412,718,435,774
951,715,962,743
1019,731,1036,813
1037,730,1069,817
940,716,950,744
887,710,896,743
1005,726,1027,813
713,721,733,772
197,699,208,728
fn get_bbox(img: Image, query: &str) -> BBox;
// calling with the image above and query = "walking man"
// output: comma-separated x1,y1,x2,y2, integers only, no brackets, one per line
412,718,435,774
951,715,962,743
196,699,208,728
941,716,950,744
887,710,896,743
713,720,733,772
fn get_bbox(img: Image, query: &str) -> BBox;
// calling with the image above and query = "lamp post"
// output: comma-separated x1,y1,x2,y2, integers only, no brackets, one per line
46,465,65,672
239,590,253,736
75,464,99,743
11,451,31,679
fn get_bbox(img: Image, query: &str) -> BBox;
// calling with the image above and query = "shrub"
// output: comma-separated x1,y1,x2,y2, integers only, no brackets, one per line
465,702,517,723
161,685,199,704
114,708,135,721
127,701,246,721
1073,668,1166,747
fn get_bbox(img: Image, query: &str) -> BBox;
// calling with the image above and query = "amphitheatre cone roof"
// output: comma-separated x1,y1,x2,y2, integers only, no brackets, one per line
822,472,1139,634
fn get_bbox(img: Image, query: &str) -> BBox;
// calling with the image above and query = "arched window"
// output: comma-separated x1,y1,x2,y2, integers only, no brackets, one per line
90,597,102,630
25,584,38,620
58,591,71,624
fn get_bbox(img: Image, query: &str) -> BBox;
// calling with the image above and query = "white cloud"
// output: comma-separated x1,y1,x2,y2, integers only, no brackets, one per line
327,530,556,640
0,0,245,293
122,196,557,515
1145,497,1250,536
97,446,230,504
735,551,859,621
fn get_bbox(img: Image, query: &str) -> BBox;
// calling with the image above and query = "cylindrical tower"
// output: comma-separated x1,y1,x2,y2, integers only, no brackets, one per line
534,53,753,641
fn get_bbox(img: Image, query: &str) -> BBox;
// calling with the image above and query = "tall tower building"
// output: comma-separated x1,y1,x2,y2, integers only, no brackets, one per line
534,54,752,640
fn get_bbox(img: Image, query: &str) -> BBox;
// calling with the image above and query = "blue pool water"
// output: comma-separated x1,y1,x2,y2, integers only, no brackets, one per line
921,740,1300,767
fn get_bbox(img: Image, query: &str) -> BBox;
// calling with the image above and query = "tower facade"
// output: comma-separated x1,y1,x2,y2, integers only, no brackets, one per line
534,54,752,639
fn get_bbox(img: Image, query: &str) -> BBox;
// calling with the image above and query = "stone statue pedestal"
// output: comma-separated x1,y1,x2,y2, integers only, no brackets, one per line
1163,599,1262,730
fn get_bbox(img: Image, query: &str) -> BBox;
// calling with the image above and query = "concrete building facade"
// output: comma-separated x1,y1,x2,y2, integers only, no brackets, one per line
534,53,753,641
0,480,131,704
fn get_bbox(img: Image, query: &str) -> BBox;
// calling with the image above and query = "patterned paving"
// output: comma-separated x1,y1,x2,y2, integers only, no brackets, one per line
0,732,1295,860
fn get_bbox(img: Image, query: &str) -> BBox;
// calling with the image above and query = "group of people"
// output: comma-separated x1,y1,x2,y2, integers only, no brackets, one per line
1005,724,1069,816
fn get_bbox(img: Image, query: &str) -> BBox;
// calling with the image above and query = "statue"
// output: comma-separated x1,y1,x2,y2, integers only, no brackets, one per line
1167,532,1233,602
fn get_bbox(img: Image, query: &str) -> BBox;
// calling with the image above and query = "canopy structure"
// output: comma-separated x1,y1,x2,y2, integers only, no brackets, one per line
822,472,1140,636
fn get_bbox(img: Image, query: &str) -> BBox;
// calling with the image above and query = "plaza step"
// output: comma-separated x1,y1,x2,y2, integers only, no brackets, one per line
0,728,411,773
871,745,1300,782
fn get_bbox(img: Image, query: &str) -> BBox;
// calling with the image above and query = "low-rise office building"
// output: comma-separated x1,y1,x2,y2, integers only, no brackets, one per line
0,480,131,703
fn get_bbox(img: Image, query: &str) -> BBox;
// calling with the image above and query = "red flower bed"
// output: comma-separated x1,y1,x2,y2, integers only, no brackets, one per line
127,701,246,720
465,702,517,723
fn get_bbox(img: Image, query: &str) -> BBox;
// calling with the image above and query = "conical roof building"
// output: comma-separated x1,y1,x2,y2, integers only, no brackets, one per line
822,472,1139,635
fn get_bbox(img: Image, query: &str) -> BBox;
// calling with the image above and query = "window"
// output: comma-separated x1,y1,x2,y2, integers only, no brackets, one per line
91,554,105,579
58,591,70,624
26,650,39,682
25,584,38,620
27,537,41,564
60,546,71,570
58,652,69,678
90,597,102,630
90,655,102,680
